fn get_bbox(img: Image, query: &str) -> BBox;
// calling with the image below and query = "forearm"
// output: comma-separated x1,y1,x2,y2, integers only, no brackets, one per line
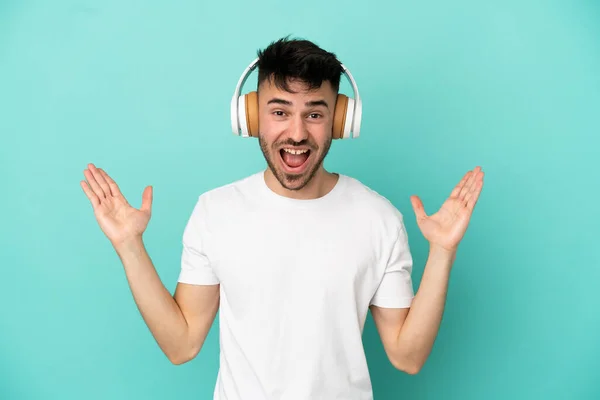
113,237,191,362
394,245,456,371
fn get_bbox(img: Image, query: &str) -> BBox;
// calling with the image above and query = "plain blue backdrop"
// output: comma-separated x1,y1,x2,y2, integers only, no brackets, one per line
1,0,599,399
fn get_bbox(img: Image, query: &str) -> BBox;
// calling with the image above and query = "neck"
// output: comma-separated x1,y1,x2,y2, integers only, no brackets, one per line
263,167,339,200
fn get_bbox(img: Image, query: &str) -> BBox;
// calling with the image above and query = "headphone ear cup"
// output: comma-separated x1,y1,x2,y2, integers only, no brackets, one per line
245,91,259,137
333,94,349,140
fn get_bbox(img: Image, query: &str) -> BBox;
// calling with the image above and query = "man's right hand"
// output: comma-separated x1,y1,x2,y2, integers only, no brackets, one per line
80,163,153,247
79,163,219,364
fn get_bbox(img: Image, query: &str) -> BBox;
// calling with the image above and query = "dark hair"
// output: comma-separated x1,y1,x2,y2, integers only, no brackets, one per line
256,36,343,93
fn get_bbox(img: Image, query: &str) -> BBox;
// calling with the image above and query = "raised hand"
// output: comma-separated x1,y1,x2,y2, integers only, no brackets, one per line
80,163,153,247
410,166,484,252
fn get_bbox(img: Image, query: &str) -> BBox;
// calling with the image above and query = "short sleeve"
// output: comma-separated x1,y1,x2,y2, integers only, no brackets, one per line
177,196,220,285
370,222,414,308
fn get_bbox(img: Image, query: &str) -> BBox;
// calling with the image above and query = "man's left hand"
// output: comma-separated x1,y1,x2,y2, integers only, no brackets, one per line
410,166,484,252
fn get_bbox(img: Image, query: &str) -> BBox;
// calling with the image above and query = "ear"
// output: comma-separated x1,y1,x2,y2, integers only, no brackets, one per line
244,91,260,137
332,94,349,139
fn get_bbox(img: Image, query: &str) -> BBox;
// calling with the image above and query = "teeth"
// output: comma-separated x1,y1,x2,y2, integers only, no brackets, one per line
283,148,308,155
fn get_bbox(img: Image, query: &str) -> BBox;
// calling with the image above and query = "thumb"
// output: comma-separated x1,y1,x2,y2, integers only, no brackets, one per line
141,185,153,213
410,195,427,221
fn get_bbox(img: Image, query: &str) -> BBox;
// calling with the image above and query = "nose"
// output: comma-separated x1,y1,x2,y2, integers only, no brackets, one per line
287,114,309,143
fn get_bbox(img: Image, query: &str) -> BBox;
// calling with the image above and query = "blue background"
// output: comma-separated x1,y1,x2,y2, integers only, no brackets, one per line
1,0,599,399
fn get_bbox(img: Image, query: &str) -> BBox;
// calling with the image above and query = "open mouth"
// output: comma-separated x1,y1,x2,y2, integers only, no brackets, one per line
279,147,311,173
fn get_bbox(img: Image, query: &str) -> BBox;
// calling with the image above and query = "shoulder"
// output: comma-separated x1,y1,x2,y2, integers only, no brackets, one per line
342,175,403,215
181,173,261,243
198,172,262,204
340,174,407,229
187,171,263,220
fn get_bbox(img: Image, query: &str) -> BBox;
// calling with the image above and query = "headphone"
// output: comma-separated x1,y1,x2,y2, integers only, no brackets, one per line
230,57,362,140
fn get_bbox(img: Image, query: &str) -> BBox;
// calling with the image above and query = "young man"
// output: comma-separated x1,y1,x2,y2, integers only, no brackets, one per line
81,37,484,399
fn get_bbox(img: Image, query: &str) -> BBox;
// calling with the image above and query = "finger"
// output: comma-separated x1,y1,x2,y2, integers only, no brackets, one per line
458,166,481,201
466,174,484,210
457,170,476,200
80,180,100,208
450,171,471,198
88,164,111,198
141,186,153,214
98,168,122,197
84,168,106,199
410,195,427,221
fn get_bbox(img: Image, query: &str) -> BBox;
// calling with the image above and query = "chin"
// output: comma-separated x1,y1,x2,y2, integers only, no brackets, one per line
278,173,312,191
259,134,330,192
270,149,322,191
277,154,319,191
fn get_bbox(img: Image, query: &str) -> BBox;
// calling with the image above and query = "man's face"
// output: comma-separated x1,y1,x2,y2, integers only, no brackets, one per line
257,77,337,192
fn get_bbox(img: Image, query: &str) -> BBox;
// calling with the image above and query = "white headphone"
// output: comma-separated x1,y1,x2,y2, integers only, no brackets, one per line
230,57,362,140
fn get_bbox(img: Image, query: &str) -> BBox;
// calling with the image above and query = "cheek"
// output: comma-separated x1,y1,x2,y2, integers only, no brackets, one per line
309,125,333,145
258,116,284,137
258,131,281,154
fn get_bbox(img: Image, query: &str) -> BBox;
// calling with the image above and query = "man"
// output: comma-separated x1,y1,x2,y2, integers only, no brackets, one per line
80,37,484,399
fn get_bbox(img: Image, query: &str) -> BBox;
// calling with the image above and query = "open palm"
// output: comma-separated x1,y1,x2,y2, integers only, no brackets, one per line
411,166,484,251
80,163,153,246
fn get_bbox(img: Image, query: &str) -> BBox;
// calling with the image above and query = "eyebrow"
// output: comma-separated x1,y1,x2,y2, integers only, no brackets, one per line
267,98,329,109
306,99,329,109
267,98,292,106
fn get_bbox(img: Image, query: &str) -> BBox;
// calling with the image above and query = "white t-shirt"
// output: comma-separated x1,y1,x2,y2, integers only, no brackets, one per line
178,171,414,400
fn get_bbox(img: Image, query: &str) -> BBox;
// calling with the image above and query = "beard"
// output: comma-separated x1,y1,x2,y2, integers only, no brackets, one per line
259,134,332,191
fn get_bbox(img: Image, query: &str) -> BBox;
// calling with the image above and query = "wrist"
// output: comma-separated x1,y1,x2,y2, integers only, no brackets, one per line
113,235,145,255
427,243,457,266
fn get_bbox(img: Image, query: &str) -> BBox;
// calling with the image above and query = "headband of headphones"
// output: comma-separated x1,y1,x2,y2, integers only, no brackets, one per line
230,57,362,140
